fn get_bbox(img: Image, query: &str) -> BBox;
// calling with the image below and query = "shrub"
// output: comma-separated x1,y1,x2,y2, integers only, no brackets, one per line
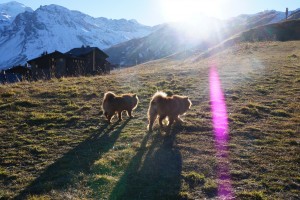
183,171,205,187
202,179,218,197
271,109,290,117
237,191,266,200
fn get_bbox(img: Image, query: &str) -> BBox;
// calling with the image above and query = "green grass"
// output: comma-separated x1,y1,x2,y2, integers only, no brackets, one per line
236,191,266,200
182,171,205,187
0,41,300,199
202,179,218,198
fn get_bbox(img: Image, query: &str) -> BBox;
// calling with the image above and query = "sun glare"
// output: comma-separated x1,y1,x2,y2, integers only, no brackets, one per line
160,0,223,23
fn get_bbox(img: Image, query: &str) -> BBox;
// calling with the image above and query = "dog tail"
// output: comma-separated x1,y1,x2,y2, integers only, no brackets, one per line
102,91,116,112
147,91,167,131
147,91,166,116
149,91,167,110
150,91,167,104
103,91,116,102
132,94,139,110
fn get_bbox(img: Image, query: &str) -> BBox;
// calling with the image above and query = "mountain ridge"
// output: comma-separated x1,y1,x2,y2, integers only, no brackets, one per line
0,1,33,28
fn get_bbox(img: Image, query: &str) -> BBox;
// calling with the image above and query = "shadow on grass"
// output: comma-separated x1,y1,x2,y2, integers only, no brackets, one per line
109,128,182,200
15,119,130,199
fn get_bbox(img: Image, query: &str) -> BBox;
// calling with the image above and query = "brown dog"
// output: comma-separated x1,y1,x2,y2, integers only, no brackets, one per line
147,91,192,131
102,91,139,123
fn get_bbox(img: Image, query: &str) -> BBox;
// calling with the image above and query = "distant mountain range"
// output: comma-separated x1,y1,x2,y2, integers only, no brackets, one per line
105,9,300,66
0,1,154,69
0,1,299,69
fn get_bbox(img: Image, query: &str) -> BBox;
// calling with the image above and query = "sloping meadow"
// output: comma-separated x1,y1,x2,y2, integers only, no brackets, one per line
0,41,299,199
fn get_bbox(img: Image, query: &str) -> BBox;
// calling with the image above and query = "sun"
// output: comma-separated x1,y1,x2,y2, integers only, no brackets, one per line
160,0,223,23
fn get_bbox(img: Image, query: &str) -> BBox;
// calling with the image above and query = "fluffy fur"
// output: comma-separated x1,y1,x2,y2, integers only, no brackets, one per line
147,91,192,131
102,91,139,123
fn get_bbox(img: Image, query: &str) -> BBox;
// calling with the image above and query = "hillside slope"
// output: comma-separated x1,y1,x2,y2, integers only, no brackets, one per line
0,41,299,199
170,19,300,62
240,19,300,42
288,9,300,20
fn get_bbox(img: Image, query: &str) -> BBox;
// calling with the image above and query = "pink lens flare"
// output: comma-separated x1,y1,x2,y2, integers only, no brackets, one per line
209,66,234,199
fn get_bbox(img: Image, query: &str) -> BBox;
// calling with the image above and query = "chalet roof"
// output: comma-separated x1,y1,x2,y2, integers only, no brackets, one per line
27,51,65,63
27,47,109,66
66,46,108,58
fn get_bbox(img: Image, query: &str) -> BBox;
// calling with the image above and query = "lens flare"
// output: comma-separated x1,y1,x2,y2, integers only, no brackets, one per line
160,0,224,23
209,65,233,199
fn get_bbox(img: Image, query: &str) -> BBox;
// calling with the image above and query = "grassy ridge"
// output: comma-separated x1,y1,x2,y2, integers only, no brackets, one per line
0,41,299,199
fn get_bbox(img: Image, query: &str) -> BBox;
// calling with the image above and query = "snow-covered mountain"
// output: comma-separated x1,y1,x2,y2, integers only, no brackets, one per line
105,19,225,66
0,1,33,30
225,10,293,32
288,8,300,20
0,3,154,69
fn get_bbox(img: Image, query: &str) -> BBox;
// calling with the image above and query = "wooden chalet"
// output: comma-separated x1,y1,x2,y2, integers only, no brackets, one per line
65,46,110,75
27,46,110,80
0,65,31,84
28,51,70,80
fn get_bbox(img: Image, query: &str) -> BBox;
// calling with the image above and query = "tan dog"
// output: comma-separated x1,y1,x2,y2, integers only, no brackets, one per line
102,92,139,123
147,91,192,131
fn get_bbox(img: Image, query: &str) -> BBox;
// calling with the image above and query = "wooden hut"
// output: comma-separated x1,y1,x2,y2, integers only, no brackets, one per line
28,51,68,80
65,46,110,75
0,65,31,83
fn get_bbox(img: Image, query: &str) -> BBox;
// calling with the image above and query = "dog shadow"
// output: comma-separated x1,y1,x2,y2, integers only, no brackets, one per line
109,129,182,200
15,119,130,199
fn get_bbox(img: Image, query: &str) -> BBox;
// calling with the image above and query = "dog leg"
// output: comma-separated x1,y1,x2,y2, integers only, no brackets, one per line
175,116,184,123
159,115,166,127
107,114,113,124
104,111,108,118
147,113,157,132
127,110,133,118
118,111,122,121
166,116,175,133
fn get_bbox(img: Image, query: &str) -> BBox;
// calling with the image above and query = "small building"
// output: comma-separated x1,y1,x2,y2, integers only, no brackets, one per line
28,51,69,80
0,65,31,84
66,46,110,75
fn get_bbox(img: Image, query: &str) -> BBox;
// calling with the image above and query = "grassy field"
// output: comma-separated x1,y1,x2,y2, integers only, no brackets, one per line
0,41,299,199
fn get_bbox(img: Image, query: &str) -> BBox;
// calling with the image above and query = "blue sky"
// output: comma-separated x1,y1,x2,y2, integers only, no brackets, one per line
0,0,299,25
